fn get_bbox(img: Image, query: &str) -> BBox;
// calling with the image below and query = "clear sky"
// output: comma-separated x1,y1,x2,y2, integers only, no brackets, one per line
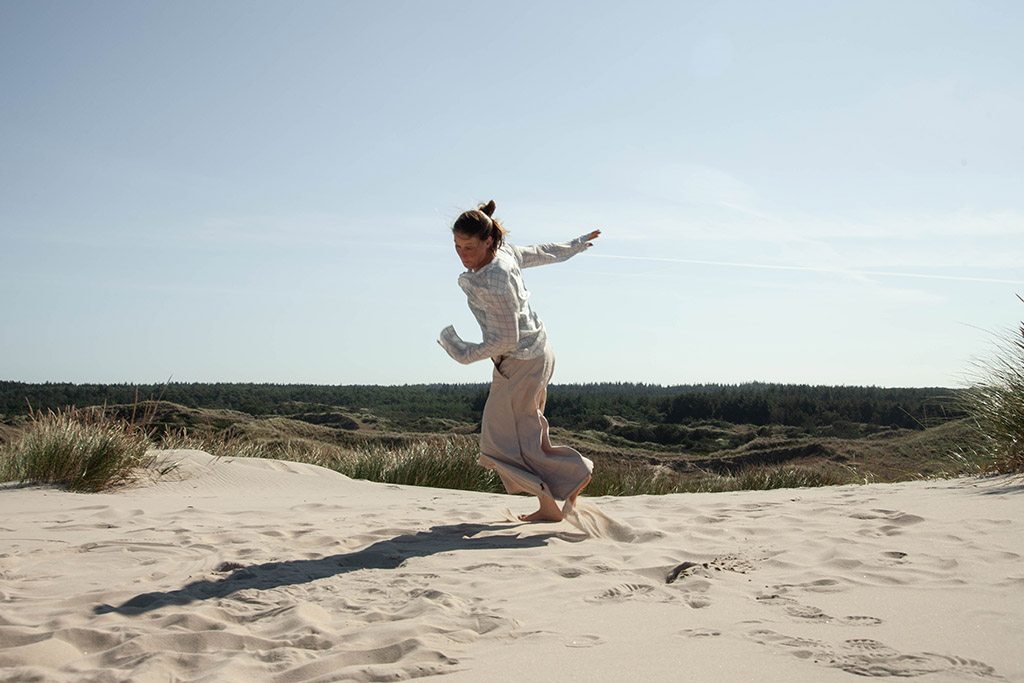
2,1,1022,388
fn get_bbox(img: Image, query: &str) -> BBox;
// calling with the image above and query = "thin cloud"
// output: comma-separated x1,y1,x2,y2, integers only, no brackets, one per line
188,213,441,250
591,253,1024,286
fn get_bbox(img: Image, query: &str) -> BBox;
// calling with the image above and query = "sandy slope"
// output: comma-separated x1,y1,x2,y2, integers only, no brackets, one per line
1,450,1021,682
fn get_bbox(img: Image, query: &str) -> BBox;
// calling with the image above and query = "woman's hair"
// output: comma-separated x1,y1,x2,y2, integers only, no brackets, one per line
452,199,506,255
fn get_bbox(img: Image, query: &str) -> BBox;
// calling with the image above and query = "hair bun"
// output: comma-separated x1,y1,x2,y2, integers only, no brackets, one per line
479,200,496,217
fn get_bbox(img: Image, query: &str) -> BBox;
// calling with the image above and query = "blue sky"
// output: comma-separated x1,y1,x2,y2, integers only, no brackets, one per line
2,1,1021,388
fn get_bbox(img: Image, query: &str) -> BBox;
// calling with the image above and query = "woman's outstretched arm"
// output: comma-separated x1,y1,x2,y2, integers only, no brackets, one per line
516,230,600,269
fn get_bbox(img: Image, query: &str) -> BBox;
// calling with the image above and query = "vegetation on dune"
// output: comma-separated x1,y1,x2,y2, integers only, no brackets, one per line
0,407,979,496
158,429,506,493
0,405,153,492
1,359,1016,494
144,426,865,496
958,297,1024,474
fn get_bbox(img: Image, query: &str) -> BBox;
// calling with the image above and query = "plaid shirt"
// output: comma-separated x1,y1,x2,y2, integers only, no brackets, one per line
439,234,592,364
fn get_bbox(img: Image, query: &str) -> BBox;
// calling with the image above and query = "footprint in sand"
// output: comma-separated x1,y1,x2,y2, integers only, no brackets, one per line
770,578,843,594
677,628,722,638
881,550,909,565
683,595,712,609
746,628,826,660
841,615,885,625
833,639,999,679
745,630,1000,679
784,604,882,626
756,593,883,626
586,583,674,604
851,509,926,538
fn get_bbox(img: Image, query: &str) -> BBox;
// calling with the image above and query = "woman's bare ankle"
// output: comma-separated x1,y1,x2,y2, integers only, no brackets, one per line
568,475,591,506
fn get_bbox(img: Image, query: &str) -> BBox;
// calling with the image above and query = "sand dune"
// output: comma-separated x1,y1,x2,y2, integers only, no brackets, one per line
1,449,1021,682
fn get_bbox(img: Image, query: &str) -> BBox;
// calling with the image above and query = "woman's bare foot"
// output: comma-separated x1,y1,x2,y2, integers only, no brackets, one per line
519,494,563,522
519,476,592,522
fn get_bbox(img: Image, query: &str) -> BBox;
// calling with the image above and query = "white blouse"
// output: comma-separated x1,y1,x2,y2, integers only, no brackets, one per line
439,234,593,364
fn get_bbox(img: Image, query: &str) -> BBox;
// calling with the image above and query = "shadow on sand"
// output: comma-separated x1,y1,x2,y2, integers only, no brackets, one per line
94,523,579,615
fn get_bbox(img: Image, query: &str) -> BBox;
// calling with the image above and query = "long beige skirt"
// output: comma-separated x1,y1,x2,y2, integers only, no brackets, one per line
478,342,594,501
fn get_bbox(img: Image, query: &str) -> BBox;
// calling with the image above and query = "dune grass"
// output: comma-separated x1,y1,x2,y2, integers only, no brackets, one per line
336,439,506,492
156,430,508,492
153,427,860,496
0,405,153,492
587,457,858,496
959,298,1024,474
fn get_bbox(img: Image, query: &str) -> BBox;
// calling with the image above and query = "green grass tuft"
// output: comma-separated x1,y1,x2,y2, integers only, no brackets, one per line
958,297,1024,474
337,438,505,492
0,406,153,492
155,430,506,493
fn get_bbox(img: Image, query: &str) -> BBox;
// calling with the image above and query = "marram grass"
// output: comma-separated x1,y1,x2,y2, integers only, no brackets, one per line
337,439,505,492
0,406,153,492
155,431,506,493
155,430,858,496
587,459,856,496
958,300,1024,474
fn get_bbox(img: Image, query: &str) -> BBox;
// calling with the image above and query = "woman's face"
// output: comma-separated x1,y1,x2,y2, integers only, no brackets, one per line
453,232,493,271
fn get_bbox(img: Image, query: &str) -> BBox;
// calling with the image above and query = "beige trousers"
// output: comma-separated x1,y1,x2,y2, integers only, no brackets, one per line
479,342,594,501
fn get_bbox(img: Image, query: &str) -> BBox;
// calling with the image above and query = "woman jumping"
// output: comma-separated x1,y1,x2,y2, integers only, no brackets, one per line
438,199,600,522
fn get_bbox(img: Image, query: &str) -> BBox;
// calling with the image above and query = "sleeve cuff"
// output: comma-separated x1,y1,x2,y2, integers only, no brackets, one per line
438,325,472,364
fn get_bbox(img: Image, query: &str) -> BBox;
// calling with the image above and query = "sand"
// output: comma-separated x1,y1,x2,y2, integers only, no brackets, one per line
1,449,1021,682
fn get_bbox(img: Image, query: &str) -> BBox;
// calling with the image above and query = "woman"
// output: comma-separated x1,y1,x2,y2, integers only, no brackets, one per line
438,200,600,522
